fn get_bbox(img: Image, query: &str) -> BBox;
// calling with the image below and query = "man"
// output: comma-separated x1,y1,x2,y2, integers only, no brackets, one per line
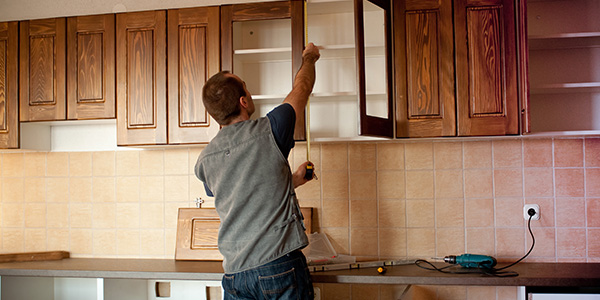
195,42,320,300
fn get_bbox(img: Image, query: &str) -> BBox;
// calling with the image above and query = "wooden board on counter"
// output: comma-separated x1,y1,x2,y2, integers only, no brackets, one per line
0,251,70,263
175,207,313,261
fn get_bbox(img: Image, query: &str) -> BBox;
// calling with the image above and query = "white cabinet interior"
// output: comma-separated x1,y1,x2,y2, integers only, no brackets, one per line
233,18,294,117
527,0,600,133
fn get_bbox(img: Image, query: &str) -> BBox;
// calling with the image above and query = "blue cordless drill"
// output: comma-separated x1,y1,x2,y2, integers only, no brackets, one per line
444,254,497,269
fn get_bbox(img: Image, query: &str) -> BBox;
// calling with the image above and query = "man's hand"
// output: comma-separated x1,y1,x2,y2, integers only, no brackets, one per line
302,42,320,64
293,161,316,188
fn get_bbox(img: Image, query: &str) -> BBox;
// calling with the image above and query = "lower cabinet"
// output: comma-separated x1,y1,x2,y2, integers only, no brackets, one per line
0,277,222,300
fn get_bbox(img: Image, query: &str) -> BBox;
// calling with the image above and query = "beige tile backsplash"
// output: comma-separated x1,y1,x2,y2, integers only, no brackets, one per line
1,137,599,270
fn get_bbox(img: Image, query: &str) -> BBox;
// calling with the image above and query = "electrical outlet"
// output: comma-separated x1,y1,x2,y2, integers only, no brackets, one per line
523,204,540,220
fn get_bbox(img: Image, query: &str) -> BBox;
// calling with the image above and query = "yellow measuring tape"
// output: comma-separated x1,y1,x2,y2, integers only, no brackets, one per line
304,0,311,163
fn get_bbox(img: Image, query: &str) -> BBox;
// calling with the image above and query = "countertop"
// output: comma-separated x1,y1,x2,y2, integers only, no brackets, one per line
0,258,599,287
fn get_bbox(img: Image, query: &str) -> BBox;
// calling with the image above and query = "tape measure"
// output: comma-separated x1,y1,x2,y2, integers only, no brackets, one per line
304,0,314,179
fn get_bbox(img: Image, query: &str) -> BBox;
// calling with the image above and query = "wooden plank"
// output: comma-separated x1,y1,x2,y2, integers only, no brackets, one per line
0,251,70,263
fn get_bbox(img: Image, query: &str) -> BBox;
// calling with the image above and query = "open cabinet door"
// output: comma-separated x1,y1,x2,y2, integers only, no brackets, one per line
356,0,394,138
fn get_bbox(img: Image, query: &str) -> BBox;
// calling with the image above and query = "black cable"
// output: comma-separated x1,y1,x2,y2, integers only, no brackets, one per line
415,214,536,277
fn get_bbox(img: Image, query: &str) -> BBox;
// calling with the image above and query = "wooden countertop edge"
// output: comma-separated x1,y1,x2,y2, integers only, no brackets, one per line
0,259,599,287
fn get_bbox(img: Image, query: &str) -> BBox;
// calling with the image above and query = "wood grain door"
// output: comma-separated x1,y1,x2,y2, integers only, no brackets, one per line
454,0,519,136
67,14,115,120
167,7,220,144
20,18,67,122
116,11,167,145
0,22,19,148
221,0,305,140
394,0,456,137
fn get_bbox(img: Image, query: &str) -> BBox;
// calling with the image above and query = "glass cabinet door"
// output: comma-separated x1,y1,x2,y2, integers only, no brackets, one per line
356,0,394,138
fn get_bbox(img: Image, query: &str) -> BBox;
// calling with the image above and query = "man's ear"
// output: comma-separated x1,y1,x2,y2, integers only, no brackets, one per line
239,96,248,108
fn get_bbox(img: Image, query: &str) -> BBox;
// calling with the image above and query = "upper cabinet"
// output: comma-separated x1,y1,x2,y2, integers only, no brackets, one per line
395,0,519,137
20,18,67,122
526,0,600,133
20,15,116,123
67,14,116,120
116,10,167,145
0,22,19,149
221,0,305,140
116,7,220,146
167,7,221,144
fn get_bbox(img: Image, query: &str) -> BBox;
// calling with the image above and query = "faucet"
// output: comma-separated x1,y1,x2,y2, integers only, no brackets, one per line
194,197,204,208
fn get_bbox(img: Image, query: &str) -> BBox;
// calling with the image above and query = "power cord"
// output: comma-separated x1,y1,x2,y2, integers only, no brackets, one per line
415,208,537,277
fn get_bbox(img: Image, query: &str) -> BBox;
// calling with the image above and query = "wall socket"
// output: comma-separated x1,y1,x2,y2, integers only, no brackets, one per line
523,204,540,220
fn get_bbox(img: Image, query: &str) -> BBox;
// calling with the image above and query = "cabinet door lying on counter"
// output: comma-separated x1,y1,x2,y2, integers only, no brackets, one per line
67,14,116,120
20,18,67,122
167,7,220,144
0,22,19,148
116,11,167,146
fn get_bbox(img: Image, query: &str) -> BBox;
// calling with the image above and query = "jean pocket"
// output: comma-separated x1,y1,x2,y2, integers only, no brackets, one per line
222,274,237,296
258,267,297,298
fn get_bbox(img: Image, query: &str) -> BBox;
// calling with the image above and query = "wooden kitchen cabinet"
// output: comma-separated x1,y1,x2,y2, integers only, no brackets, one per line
167,6,221,144
66,14,116,120
395,0,519,137
20,15,115,123
0,22,19,148
116,11,167,146
117,8,220,146
221,0,306,140
20,18,67,122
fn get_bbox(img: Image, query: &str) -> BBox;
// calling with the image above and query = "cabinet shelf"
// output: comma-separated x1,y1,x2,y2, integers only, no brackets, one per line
528,33,600,50
233,47,291,62
233,44,384,60
253,91,368,101
530,82,600,94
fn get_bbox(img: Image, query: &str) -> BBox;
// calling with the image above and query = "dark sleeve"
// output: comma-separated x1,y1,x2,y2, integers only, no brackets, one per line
204,182,214,197
267,103,296,158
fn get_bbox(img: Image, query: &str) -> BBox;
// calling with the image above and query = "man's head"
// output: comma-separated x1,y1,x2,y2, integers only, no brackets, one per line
202,71,254,125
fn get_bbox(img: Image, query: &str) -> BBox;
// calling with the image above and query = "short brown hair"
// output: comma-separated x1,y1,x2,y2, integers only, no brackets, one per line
202,71,246,125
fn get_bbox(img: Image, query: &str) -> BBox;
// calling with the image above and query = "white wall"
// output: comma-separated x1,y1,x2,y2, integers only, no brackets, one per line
0,0,273,22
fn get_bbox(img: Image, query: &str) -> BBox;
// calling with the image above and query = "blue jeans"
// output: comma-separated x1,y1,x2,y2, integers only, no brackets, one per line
222,250,314,300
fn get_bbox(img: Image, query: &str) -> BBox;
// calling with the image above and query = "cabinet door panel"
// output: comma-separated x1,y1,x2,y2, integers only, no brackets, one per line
455,0,518,136
356,0,394,138
167,7,220,144
20,18,66,121
0,22,19,148
116,11,167,145
67,14,115,120
395,0,455,137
